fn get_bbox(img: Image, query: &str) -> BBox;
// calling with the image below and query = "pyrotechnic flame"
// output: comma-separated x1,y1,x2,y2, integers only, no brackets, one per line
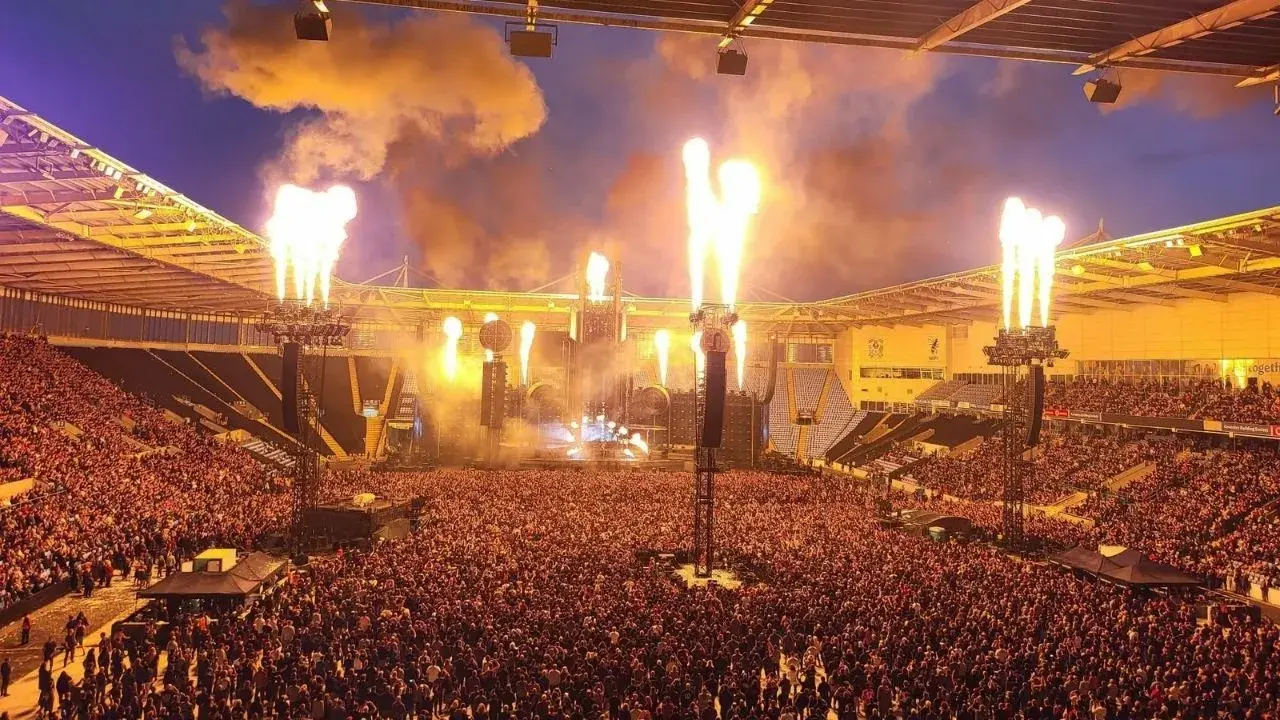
653,329,670,387
586,252,610,302
691,331,705,376
1017,208,1041,330
998,197,1026,331
629,434,650,455
265,184,356,307
715,160,760,309
483,312,498,362
683,138,715,312
519,321,536,386
442,316,462,382
732,319,747,390
1037,216,1065,327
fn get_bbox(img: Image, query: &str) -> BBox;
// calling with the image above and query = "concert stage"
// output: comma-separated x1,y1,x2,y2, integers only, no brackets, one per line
518,454,686,472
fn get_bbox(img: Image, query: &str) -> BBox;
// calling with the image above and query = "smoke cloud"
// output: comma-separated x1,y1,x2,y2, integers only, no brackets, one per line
176,0,546,182
178,3,1270,300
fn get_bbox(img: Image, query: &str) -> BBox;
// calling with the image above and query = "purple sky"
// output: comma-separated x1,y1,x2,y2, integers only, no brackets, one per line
2,1,1278,301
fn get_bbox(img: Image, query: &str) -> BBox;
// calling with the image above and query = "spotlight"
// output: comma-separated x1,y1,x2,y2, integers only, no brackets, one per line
506,22,556,58
717,49,748,76
1083,77,1122,104
295,1,332,41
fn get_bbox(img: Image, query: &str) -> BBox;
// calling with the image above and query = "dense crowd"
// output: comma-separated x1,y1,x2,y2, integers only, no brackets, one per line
24,469,1280,720
0,335,289,613
1044,377,1280,422
906,432,1158,504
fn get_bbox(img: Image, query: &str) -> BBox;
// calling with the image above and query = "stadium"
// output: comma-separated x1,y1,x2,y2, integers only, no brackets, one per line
3,1,1280,718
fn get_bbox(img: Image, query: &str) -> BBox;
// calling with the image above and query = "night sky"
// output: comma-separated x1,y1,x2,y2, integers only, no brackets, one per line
2,0,1279,302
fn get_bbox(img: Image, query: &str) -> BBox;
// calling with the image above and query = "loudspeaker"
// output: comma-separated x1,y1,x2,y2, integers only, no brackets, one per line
701,351,727,448
1026,364,1045,448
294,12,332,41
1083,78,1121,104
481,360,508,428
717,50,748,76
509,30,554,58
282,342,301,434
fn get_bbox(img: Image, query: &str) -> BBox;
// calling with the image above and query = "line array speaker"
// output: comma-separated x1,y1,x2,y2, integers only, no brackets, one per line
701,351,727,448
1027,364,1045,448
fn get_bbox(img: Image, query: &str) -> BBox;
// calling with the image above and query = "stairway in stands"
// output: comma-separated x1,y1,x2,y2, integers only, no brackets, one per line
364,358,400,458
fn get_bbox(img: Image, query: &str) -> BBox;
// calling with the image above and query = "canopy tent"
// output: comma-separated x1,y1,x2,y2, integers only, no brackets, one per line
139,552,288,599
1052,545,1201,587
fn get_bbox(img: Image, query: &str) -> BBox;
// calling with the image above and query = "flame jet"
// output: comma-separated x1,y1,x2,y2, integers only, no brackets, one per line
265,184,356,307
442,316,463,381
1037,216,1066,327
998,197,1026,331
519,321,536,385
654,329,670,387
716,160,761,309
682,139,716,312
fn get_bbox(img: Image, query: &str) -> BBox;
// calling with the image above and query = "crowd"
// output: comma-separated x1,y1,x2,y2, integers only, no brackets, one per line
906,432,1158,504
19,469,1280,720
1043,376,1280,423
0,335,289,613
1079,447,1280,582
4,339,1280,718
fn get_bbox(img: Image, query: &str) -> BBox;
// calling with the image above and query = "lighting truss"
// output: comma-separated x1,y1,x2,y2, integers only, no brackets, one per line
254,300,352,347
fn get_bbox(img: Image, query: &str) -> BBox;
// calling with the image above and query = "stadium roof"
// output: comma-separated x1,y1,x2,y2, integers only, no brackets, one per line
344,0,1280,82
3,93,1280,337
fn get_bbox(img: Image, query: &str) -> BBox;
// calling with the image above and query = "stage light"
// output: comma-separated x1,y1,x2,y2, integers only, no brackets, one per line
1189,244,1203,257
1083,77,1122,104
508,28,556,58
295,0,332,41
132,209,153,220
1137,261,1155,272
186,220,197,233
1071,264,1085,276
717,49,748,76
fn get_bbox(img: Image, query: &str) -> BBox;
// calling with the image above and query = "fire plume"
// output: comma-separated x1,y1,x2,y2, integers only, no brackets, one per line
442,316,463,381
586,252,610,302
1037,216,1066,327
682,139,715,312
682,139,761,311
998,197,1025,331
519,321,536,385
265,184,356,307
715,160,761,309
998,197,1065,329
732,319,747,390
653,329,671,387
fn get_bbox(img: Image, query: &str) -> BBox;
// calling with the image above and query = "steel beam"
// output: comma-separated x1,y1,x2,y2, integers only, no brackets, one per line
915,0,1034,51
720,0,774,48
1237,63,1280,87
1075,0,1280,75
338,0,1257,77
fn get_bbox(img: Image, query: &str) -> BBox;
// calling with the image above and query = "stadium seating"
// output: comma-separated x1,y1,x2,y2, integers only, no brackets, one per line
916,379,966,403
948,382,1005,407
792,368,826,413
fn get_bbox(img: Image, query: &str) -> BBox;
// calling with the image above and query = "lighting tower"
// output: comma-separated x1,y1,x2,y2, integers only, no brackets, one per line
254,300,351,548
690,304,736,578
983,198,1068,552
